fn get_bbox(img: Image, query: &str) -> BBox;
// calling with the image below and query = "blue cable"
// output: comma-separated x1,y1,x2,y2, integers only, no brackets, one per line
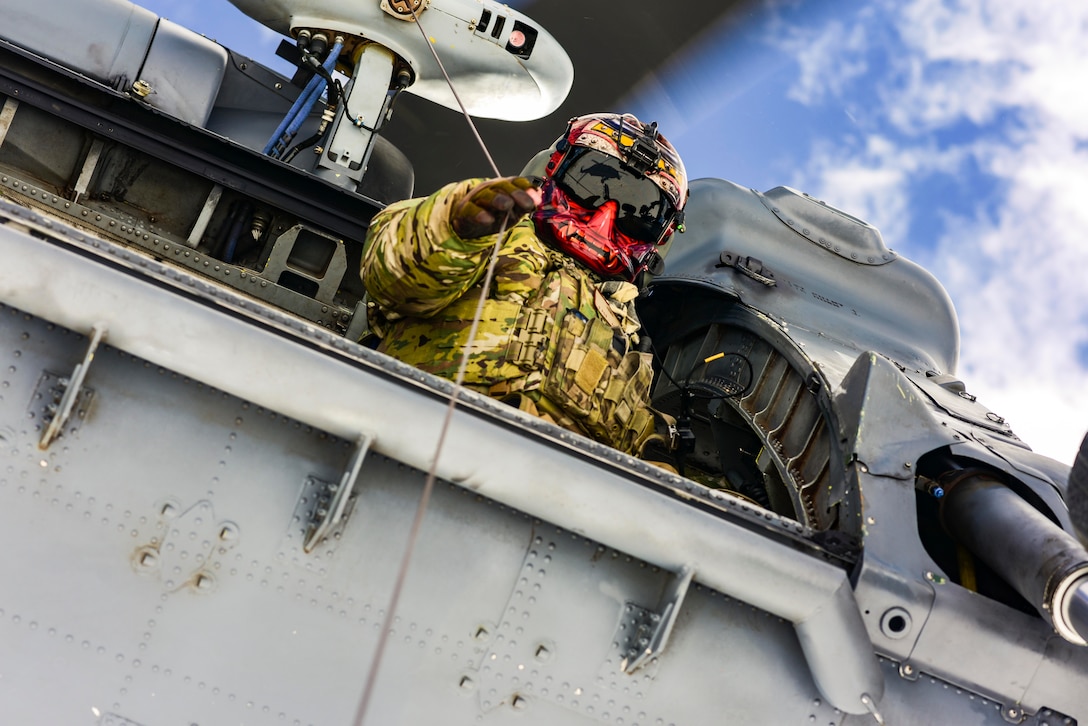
262,73,324,155
262,41,343,158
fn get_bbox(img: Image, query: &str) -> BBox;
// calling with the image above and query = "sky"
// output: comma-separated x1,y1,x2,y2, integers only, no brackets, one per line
136,0,1088,467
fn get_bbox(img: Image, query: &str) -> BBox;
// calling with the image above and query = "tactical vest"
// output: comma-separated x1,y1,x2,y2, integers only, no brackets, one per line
375,263,657,456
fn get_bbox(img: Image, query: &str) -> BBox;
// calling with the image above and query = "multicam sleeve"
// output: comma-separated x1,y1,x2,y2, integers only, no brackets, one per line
360,178,497,318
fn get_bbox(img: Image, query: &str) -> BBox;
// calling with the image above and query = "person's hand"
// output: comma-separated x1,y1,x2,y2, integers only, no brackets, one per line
451,177,540,238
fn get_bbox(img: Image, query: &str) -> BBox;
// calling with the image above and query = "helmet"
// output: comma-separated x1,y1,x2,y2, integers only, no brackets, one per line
528,112,688,283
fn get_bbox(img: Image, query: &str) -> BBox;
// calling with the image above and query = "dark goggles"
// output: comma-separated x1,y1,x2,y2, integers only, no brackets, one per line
553,148,677,243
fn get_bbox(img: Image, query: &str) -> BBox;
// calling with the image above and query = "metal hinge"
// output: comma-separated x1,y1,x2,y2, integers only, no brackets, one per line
303,432,374,552
619,564,695,674
717,251,777,287
39,323,106,450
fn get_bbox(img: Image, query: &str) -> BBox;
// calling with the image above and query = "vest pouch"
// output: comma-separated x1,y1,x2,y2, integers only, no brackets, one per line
542,312,656,455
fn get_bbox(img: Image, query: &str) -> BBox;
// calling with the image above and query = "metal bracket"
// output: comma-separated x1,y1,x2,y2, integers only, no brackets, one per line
717,251,777,287
380,0,429,21
39,323,106,450
619,564,695,674
304,432,374,552
258,224,348,305
0,97,18,149
72,138,104,205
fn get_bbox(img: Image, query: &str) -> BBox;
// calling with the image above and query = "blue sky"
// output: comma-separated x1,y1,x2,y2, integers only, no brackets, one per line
138,0,1088,466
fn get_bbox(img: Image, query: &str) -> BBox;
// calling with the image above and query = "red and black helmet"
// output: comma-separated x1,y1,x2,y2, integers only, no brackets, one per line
529,112,688,283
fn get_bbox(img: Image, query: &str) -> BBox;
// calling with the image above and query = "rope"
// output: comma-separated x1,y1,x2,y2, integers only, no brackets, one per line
352,7,513,723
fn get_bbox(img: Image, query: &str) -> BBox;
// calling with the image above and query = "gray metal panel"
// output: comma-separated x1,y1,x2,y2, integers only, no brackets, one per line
137,19,228,126
5,294,1083,724
652,178,960,376
0,196,885,710
0,0,157,90
841,659,1042,726
0,302,854,725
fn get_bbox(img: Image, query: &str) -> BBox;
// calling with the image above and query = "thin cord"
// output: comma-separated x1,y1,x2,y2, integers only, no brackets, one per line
407,4,502,178
352,218,508,726
352,6,513,723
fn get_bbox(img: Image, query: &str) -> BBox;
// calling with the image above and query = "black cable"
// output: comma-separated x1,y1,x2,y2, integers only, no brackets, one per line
647,339,754,477
282,131,322,164
649,339,752,402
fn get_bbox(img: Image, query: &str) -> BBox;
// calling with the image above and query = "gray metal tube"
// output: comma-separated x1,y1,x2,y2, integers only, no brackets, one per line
942,474,1088,645
1063,575,1088,642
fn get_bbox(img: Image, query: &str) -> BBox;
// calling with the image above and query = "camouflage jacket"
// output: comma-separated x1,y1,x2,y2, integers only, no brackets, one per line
361,179,657,455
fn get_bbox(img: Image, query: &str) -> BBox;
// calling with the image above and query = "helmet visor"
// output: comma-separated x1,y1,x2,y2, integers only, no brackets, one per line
553,148,676,243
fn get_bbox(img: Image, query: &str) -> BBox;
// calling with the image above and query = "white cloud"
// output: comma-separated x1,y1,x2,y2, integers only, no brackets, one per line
776,18,873,106
896,0,1088,466
935,138,1088,464
793,135,971,250
778,0,1088,465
